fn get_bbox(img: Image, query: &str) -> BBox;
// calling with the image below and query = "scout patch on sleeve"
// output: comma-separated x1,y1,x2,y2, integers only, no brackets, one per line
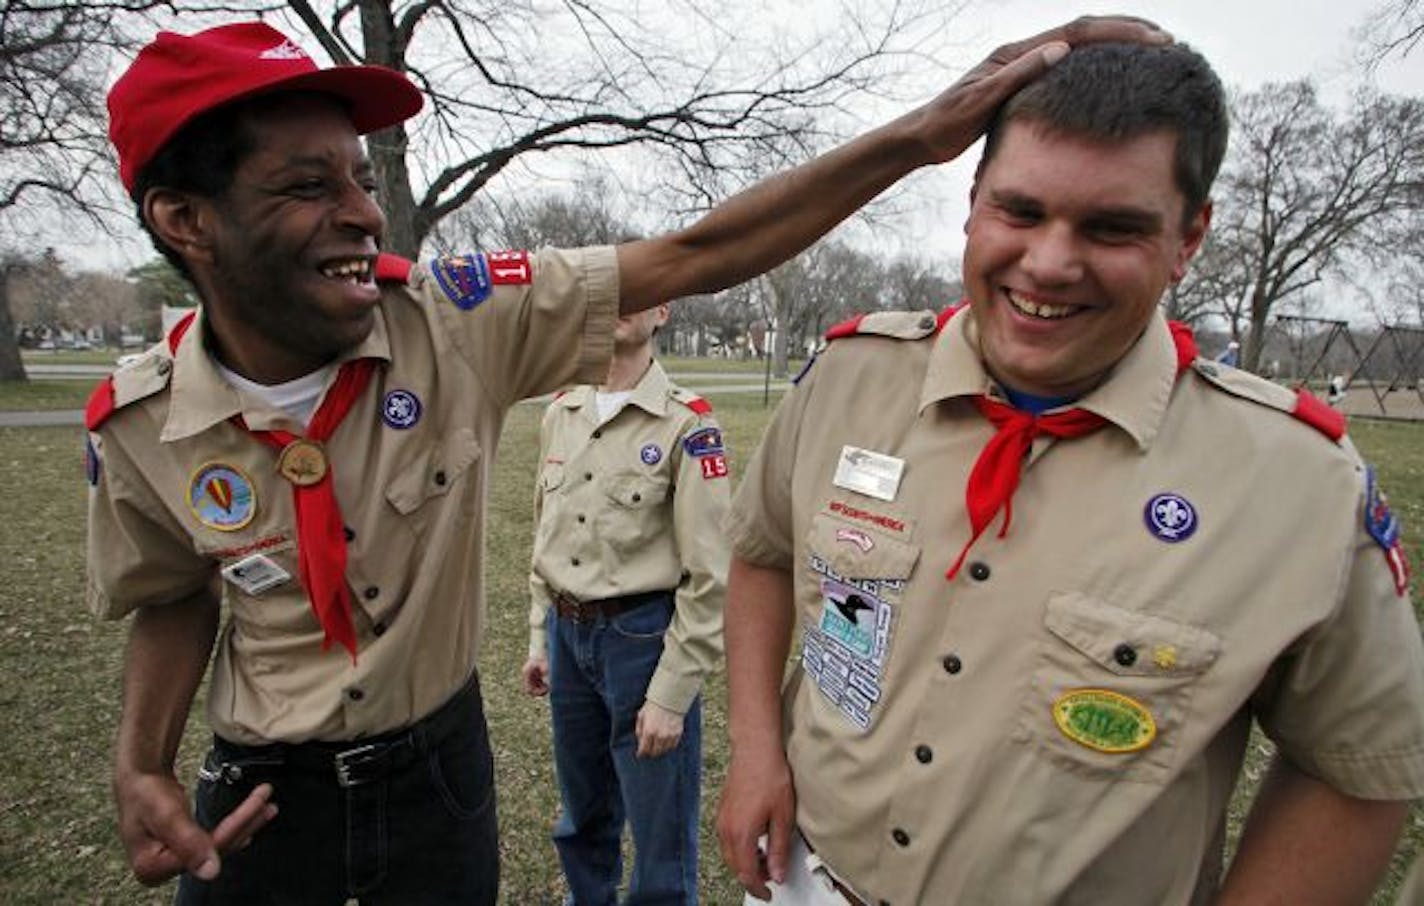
1365,466,1411,596
188,462,257,532
430,254,492,310
486,249,532,284
801,555,898,731
683,426,727,479
1052,688,1157,754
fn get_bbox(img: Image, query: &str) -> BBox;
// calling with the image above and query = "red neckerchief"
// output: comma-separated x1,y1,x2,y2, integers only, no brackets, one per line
945,321,1199,580
233,359,376,660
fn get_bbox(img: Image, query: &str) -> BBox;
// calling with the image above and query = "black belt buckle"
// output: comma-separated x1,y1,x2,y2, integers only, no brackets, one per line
334,743,382,788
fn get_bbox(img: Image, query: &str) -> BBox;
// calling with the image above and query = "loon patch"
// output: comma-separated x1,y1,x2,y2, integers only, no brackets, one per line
1053,688,1156,754
431,254,492,310
1366,466,1411,596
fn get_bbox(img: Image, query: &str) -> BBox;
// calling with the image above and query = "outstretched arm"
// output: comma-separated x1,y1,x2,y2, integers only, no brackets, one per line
1215,756,1407,905
617,15,1170,313
113,588,276,886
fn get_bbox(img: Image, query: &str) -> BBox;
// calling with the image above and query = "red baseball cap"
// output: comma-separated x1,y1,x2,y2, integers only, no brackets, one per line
108,21,424,193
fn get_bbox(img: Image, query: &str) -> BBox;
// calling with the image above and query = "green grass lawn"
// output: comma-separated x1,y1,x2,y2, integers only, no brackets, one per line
0,399,1420,904
0,379,94,411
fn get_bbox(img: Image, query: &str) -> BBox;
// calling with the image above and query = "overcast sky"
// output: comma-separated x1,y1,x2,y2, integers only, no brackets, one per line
54,0,1424,273
857,0,1424,267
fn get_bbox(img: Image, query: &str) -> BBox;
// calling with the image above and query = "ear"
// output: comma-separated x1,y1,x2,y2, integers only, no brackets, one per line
652,303,671,327
1171,200,1212,283
143,187,217,268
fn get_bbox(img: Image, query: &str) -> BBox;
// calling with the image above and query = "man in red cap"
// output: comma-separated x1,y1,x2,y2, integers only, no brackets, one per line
88,16,1170,903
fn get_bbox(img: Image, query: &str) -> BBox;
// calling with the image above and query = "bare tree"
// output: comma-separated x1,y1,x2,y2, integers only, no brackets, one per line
138,0,952,258
1358,0,1424,66
0,3,132,380
1183,82,1424,372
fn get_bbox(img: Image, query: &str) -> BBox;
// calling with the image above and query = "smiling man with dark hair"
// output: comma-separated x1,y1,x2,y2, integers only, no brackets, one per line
718,40,1424,906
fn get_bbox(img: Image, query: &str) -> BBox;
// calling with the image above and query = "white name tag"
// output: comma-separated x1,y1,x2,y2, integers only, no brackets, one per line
832,445,905,502
221,553,291,596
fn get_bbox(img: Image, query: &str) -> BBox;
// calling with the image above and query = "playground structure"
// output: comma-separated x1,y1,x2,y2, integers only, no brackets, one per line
1263,315,1424,420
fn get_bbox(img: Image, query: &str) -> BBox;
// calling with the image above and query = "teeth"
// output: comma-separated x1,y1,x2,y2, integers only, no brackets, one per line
320,259,371,280
1007,290,1077,320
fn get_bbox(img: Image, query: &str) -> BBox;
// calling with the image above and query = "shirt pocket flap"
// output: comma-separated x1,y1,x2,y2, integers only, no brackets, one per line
603,472,669,509
385,427,482,516
809,511,920,580
1044,591,1221,677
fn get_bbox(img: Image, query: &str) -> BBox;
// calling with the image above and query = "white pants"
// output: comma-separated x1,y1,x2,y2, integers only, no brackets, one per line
742,831,863,906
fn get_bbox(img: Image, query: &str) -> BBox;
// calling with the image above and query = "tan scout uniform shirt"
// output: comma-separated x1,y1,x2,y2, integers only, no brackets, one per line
87,247,618,745
728,308,1424,906
528,360,729,714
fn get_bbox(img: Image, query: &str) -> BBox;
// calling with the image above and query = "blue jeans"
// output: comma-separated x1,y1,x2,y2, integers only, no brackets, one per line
547,593,702,906
175,672,498,905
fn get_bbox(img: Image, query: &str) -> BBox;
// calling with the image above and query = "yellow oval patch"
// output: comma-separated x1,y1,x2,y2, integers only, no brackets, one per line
1052,688,1156,754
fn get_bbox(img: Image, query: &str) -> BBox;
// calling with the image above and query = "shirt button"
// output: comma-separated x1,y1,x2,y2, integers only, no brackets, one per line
592,430,602,439
942,654,962,674
571,557,580,566
1114,643,1138,667
433,470,447,486
914,745,933,764
918,315,935,331
343,526,356,542
577,514,586,523
363,586,379,600
892,828,910,847
346,688,364,702
968,561,990,581
584,472,594,481
631,493,642,503
156,359,172,377
372,621,387,637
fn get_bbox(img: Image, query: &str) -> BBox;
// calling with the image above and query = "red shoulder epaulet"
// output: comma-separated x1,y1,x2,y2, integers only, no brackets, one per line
678,395,713,416
168,310,195,353
1291,388,1347,441
375,253,413,284
85,377,116,431
826,302,966,344
824,313,866,341
1167,320,1199,371
936,302,967,331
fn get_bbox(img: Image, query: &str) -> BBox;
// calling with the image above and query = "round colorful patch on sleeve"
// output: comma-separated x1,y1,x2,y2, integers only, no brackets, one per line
188,462,257,531
1052,688,1156,754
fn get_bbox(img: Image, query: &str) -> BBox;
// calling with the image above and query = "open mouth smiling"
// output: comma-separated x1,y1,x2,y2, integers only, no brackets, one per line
319,257,374,284
1006,289,1083,320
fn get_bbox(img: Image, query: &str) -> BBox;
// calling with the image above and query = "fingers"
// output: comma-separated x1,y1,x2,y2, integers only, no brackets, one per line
120,775,216,886
635,708,651,758
210,783,277,854
520,658,550,696
765,806,794,887
999,14,1170,62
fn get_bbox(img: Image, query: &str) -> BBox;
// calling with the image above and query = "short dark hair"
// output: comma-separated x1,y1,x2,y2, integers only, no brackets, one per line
130,97,261,279
980,43,1228,223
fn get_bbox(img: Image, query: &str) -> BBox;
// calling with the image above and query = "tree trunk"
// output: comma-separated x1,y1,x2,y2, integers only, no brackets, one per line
1244,285,1270,375
359,0,422,258
0,265,29,382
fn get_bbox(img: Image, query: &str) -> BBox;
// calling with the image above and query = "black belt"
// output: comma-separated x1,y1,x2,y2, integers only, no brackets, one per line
550,588,671,624
212,671,480,789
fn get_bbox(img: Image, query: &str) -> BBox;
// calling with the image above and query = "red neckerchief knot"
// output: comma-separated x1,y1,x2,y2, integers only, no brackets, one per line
944,400,1106,580
945,320,1200,580
234,359,376,660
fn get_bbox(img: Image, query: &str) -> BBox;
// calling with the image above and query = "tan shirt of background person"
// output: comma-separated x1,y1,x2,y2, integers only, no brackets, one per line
523,304,730,757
